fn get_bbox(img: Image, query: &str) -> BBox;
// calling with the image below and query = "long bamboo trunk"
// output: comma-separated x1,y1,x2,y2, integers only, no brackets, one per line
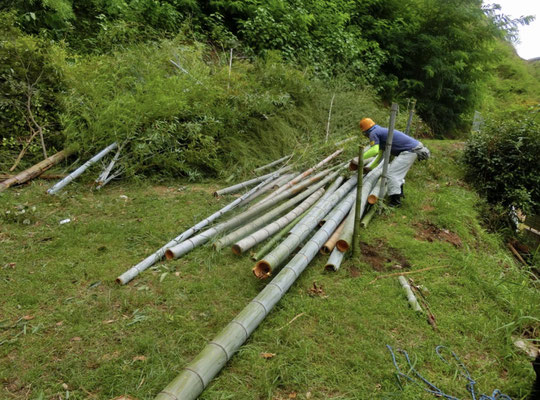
47,143,118,194
213,165,292,197
0,173,67,181
116,171,282,285
154,181,356,400
237,174,291,206
253,175,357,279
321,216,347,254
253,154,292,173
232,188,324,255
260,149,343,204
325,247,345,271
367,178,383,204
0,149,74,192
165,170,341,261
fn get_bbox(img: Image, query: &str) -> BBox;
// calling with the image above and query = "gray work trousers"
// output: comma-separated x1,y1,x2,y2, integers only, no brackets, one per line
386,143,430,196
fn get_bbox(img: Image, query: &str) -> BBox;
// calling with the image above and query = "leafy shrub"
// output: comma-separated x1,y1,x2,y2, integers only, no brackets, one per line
463,109,540,214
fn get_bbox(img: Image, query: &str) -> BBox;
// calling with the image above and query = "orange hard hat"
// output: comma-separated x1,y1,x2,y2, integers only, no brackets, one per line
359,118,375,132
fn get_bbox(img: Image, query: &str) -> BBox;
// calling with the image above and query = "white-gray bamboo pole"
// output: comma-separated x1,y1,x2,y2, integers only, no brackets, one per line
116,171,282,285
95,143,124,188
325,93,336,143
253,175,357,279
325,247,345,271
378,103,398,200
47,142,118,194
405,99,416,135
214,165,293,197
367,178,383,205
360,206,376,228
253,154,293,173
238,173,293,206
272,173,296,189
334,136,355,147
261,149,343,203
398,276,422,312
164,170,342,261
154,180,356,400
231,188,325,255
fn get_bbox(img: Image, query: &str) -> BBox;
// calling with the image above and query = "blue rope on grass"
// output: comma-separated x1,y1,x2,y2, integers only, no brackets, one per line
386,345,512,400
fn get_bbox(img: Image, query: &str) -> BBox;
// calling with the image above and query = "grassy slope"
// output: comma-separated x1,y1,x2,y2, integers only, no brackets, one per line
0,140,538,400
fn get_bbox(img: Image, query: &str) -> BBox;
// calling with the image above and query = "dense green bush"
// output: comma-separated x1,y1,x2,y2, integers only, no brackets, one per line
463,109,540,214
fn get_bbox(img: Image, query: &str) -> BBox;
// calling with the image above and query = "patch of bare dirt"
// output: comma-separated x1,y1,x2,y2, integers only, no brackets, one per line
414,222,462,247
360,239,411,271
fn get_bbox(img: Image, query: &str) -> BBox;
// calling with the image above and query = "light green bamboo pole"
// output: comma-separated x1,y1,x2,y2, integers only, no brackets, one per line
154,181,356,400
165,169,341,261
253,175,357,279
231,188,325,255
378,103,399,200
325,247,345,271
352,144,364,258
360,206,377,228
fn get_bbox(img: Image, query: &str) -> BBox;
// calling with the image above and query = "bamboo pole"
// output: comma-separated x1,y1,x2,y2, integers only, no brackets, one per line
165,170,342,261
154,178,356,400
398,275,422,312
214,165,293,197
261,149,343,203
405,99,416,135
377,103,398,200
360,206,376,228
325,93,336,143
0,173,67,181
253,175,357,279
352,143,364,258
272,173,296,189
321,216,347,254
47,143,118,195
96,143,124,188
116,171,282,285
238,173,293,206
367,178,383,205
231,188,325,255
253,154,293,173
0,149,74,192
325,247,345,271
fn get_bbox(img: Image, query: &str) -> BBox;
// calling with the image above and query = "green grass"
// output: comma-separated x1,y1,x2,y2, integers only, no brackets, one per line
0,140,538,400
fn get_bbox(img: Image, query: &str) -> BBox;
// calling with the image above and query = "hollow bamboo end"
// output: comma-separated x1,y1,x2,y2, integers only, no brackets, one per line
368,194,378,204
336,240,349,252
253,261,272,279
164,249,175,260
115,277,124,284
213,192,220,197
231,245,242,256
324,264,336,272
349,162,358,171
320,246,330,255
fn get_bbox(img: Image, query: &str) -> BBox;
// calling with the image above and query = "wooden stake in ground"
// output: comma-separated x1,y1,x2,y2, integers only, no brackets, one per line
0,149,74,192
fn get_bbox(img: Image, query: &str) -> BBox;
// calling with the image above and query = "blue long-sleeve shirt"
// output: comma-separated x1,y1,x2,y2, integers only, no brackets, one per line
366,125,419,156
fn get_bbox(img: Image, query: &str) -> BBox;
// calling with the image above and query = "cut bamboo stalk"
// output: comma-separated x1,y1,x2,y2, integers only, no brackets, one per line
47,143,118,195
325,247,345,271
261,149,343,203
0,149,75,192
360,206,376,228
0,173,67,181
398,275,422,312
231,188,325,255
96,143,124,188
289,175,345,236
348,147,372,171
352,146,364,258
321,215,347,254
253,175,357,279
214,165,293,197
334,137,355,147
272,173,296,189
378,103,398,200
154,176,356,400
165,170,341,261
253,154,293,173
238,174,291,206
335,206,356,252
367,178,383,204
116,171,282,285
405,99,416,135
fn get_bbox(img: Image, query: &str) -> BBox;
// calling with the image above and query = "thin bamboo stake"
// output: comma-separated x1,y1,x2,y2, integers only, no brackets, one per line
214,165,293,197
155,176,356,400
325,93,336,143
398,276,422,312
378,103,398,200
0,149,74,192
325,247,345,271
227,48,233,90
261,149,343,203
321,216,347,254
116,171,282,285
253,175,357,279
231,188,325,255
352,144,364,258
253,154,293,173
405,99,416,135
47,143,118,195
165,170,342,262
368,266,447,284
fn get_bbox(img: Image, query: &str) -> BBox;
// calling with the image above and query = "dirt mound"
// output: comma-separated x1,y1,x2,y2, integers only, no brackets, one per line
360,239,411,271
414,221,462,247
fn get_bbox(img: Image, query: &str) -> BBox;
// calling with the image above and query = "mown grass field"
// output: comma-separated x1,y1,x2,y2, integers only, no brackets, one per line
1,140,538,400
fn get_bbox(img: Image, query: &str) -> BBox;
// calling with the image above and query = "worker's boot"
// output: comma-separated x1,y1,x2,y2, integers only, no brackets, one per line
400,184,405,199
388,194,402,207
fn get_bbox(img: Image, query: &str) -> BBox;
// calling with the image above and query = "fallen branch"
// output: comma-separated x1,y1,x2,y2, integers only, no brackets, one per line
507,242,527,265
0,173,67,182
276,312,305,331
368,266,447,284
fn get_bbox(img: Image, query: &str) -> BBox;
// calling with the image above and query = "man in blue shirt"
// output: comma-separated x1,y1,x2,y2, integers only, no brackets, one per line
360,117,430,207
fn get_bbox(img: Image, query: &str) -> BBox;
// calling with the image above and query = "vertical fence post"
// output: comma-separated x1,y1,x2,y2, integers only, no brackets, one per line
378,103,399,200
405,99,416,135
352,140,364,258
